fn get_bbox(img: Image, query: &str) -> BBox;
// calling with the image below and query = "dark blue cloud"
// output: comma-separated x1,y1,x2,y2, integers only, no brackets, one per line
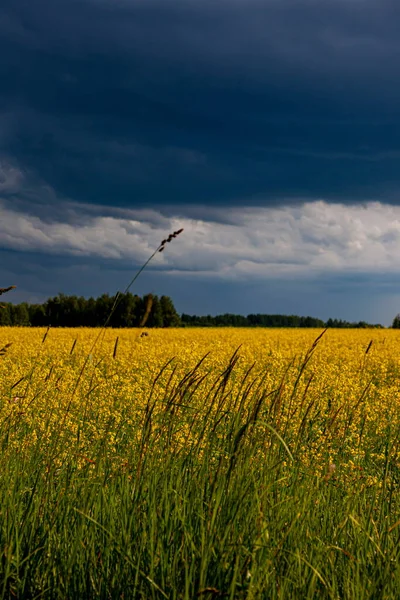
1,0,400,210
3,0,400,324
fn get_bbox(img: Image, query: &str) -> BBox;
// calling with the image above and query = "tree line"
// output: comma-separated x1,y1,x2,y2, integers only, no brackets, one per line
0,291,384,328
0,293,181,328
181,314,383,328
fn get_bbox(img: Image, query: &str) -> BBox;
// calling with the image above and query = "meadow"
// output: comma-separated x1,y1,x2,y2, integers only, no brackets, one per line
1,326,400,598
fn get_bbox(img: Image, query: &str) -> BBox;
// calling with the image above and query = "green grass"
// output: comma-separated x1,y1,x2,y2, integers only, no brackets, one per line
1,345,400,600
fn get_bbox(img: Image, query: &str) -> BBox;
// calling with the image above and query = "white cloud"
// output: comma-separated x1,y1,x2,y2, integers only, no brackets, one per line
3,199,400,280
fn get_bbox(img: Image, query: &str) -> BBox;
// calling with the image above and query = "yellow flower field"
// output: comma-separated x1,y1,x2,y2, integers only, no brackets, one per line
1,326,399,485
2,326,400,597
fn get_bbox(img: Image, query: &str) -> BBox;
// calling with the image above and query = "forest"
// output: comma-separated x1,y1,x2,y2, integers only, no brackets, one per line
0,292,384,328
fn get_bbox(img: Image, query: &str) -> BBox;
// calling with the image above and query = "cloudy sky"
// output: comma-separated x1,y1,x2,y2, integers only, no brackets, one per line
2,0,400,324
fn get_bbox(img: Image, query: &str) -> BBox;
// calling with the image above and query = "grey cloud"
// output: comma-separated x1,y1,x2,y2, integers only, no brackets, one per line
4,199,400,280
0,161,24,193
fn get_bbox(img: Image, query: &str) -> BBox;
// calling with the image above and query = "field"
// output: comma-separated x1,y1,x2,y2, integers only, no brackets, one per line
1,326,400,598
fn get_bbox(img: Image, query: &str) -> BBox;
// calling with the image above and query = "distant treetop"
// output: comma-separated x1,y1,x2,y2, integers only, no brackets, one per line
0,291,384,328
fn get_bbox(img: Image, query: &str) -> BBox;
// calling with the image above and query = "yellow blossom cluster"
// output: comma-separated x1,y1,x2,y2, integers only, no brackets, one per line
1,326,399,488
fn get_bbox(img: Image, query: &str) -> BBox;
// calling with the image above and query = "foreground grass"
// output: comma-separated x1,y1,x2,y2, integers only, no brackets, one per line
1,328,400,598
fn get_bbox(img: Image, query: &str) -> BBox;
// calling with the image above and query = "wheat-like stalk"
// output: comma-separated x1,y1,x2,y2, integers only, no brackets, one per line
139,294,153,328
0,342,12,356
0,285,16,308
0,286,16,296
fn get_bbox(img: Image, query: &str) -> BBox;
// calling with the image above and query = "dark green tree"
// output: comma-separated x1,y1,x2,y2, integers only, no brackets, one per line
0,304,11,326
146,295,164,327
29,304,46,326
160,296,181,327
10,303,30,326
392,314,400,329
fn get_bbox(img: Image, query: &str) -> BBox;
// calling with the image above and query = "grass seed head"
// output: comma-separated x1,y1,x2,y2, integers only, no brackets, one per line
159,228,184,250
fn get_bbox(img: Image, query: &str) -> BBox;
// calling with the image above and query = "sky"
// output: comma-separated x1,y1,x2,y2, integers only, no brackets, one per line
2,0,400,325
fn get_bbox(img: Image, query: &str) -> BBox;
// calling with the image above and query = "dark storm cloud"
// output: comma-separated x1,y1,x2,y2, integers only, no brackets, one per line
1,0,400,211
